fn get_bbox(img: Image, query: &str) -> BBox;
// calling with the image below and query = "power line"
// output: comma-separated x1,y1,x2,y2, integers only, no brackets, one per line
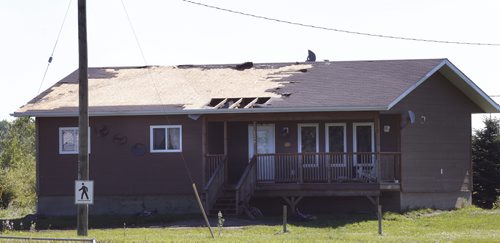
121,1,214,237
120,0,196,181
181,0,500,47
37,0,73,94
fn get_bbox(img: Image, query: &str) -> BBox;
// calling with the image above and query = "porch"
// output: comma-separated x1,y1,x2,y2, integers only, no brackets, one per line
204,152,401,215
201,112,402,215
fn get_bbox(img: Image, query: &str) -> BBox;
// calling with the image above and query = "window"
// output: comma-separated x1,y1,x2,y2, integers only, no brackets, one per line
298,123,319,167
353,122,375,165
59,127,91,154
325,123,347,166
150,125,182,152
298,124,319,153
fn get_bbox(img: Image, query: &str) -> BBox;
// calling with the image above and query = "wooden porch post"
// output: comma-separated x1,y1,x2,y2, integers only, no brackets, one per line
202,116,207,184
282,196,304,214
253,121,257,159
374,113,381,183
224,121,228,183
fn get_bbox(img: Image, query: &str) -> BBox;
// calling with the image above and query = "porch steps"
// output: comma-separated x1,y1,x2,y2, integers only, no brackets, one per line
209,190,238,215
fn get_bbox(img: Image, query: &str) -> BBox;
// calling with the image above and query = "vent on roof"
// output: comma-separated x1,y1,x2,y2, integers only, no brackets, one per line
206,97,271,109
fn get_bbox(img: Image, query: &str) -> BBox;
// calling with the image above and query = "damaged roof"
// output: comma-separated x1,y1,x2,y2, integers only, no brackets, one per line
13,59,500,117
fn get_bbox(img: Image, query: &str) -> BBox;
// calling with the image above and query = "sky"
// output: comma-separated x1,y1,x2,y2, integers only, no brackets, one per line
0,0,499,129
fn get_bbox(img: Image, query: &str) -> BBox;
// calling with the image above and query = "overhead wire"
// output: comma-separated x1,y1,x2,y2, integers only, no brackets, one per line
120,0,196,183
120,0,214,235
37,0,73,94
181,0,500,47
120,2,213,237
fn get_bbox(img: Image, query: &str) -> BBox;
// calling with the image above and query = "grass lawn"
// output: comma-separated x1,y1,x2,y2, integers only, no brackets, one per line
1,207,500,242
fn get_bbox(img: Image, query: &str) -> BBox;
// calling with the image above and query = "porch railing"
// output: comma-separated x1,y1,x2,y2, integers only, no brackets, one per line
235,155,257,215
206,154,226,183
255,152,401,184
203,155,226,213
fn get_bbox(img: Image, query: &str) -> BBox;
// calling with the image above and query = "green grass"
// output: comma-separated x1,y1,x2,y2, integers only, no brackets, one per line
2,207,500,242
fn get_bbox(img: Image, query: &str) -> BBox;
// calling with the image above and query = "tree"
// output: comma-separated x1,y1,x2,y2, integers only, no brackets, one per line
0,120,9,155
0,117,36,211
472,117,500,208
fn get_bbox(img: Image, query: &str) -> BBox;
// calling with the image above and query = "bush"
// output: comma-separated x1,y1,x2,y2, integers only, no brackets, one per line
493,196,500,210
0,118,36,216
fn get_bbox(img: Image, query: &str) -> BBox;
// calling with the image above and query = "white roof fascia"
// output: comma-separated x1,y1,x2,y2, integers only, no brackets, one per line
441,60,500,113
11,105,388,118
387,60,447,110
387,59,500,112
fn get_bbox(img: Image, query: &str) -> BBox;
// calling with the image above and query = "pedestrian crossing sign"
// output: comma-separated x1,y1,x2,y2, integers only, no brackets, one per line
75,180,93,204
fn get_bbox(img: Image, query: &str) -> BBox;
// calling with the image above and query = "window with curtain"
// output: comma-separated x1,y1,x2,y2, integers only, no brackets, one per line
150,125,182,152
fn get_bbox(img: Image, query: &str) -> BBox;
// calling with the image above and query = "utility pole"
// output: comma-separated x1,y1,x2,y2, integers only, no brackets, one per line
77,0,89,237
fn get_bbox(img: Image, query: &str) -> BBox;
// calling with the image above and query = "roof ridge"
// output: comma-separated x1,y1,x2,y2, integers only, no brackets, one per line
85,58,447,70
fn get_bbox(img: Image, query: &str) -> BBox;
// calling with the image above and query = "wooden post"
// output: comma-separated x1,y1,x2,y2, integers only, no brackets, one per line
223,121,228,183
283,205,288,233
201,116,207,184
374,114,381,182
253,121,257,159
298,158,303,184
377,196,382,235
192,183,214,238
77,0,89,237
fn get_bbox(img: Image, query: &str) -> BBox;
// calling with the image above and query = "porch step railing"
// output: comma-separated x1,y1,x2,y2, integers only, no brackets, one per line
234,155,257,215
255,152,401,184
206,154,226,183
203,154,226,214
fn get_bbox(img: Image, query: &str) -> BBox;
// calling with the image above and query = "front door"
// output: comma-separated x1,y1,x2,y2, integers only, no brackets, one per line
248,124,275,181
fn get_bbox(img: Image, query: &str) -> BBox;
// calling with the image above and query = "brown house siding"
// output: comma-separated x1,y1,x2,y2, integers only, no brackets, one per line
379,114,401,152
390,72,481,209
37,115,203,198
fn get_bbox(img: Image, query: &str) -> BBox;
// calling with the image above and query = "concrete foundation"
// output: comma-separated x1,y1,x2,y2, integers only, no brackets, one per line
37,195,198,216
400,191,471,210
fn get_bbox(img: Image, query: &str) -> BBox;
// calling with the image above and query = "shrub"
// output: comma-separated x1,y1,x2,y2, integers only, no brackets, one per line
493,196,500,210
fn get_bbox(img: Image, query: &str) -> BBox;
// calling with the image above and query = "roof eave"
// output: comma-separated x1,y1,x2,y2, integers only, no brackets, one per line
11,105,389,118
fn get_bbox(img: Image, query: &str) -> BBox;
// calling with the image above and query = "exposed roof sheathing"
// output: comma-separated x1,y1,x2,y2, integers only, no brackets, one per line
16,63,311,115
13,59,499,117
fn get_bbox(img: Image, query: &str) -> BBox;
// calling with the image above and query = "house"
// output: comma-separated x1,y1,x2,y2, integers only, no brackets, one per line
13,59,500,216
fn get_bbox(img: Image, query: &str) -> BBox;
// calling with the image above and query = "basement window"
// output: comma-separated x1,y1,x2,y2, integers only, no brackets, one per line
59,127,91,154
150,125,182,153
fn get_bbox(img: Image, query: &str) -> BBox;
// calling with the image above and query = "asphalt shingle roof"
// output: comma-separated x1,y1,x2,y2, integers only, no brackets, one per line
16,58,496,117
